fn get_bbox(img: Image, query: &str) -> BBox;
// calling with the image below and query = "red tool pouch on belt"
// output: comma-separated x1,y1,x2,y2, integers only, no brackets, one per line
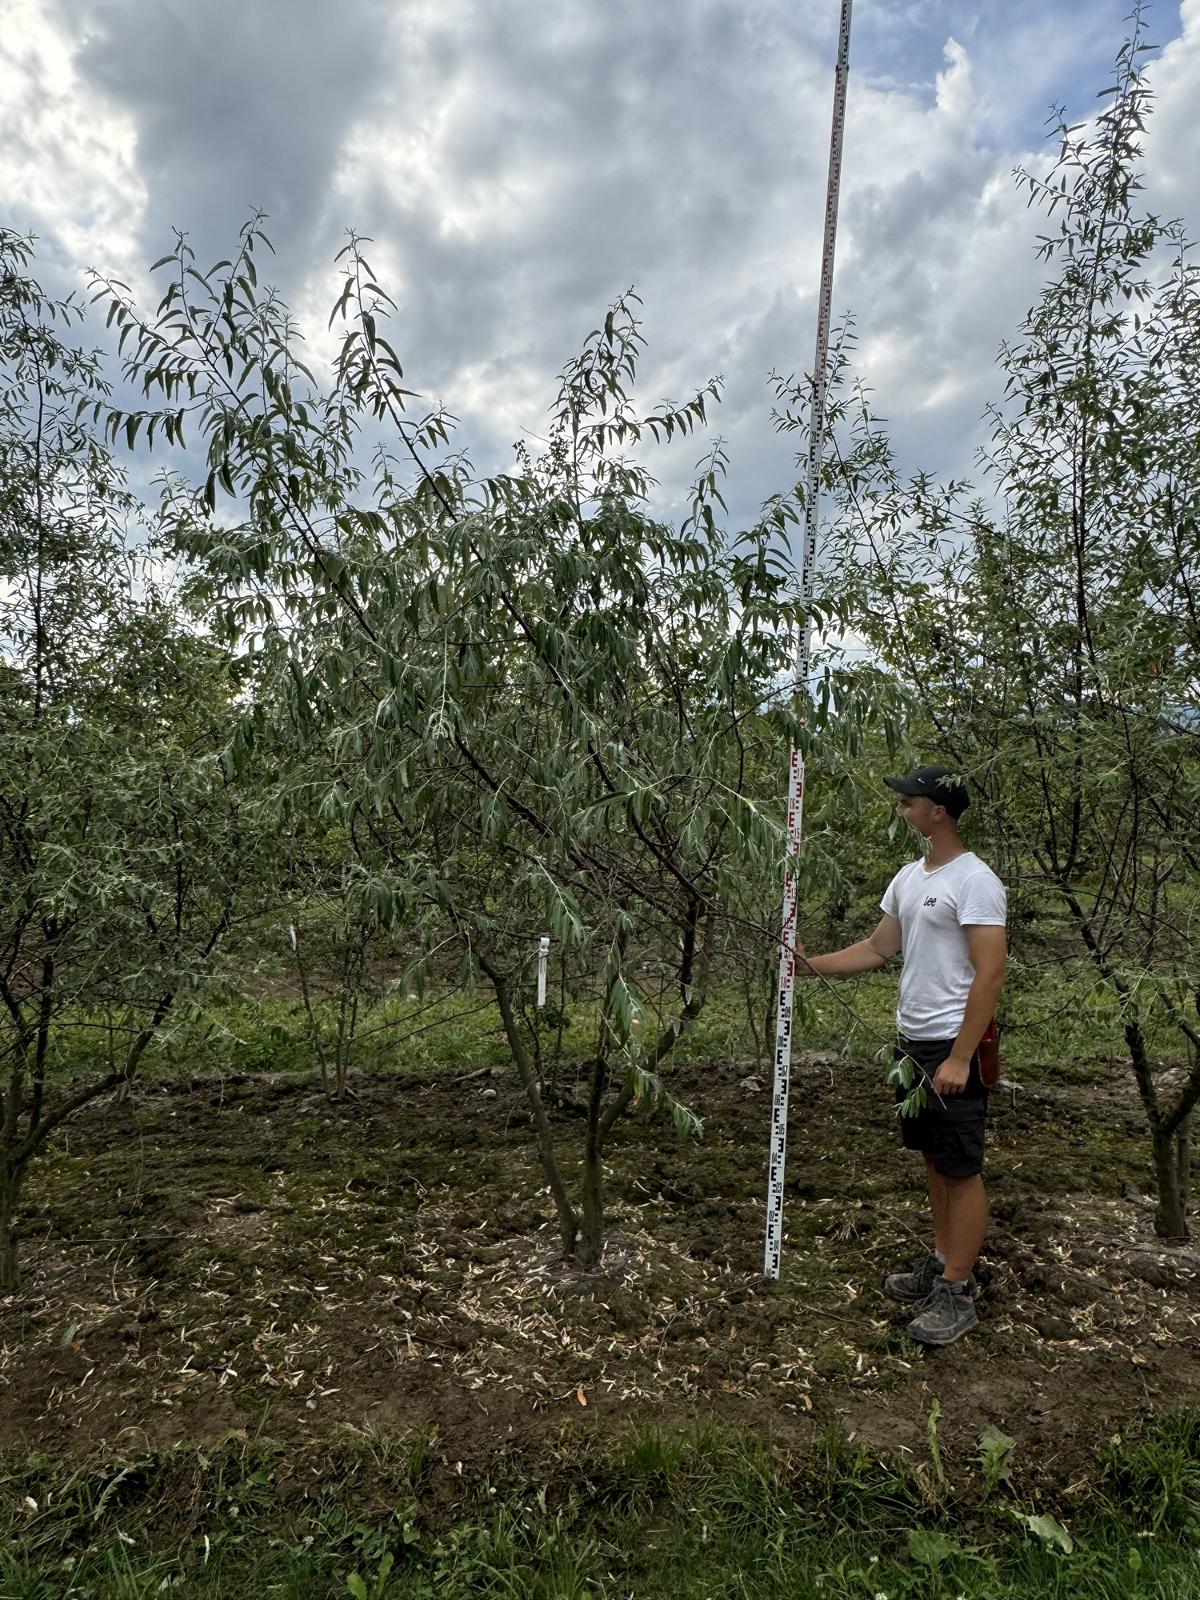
978,1018,1000,1088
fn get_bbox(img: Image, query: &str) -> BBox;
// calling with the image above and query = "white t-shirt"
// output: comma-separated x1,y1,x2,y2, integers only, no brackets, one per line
880,852,1007,1041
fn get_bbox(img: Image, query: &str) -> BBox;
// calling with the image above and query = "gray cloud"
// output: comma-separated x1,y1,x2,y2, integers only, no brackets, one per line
55,0,395,263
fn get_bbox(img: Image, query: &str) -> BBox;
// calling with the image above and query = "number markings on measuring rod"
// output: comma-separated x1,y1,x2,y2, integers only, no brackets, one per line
764,748,806,1277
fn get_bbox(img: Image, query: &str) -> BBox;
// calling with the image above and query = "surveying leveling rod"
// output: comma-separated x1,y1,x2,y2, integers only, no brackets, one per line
763,0,854,1280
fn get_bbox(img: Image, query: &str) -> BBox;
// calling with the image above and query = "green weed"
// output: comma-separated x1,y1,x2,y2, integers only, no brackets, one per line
1099,1410,1200,1537
978,1425,1017,1501
618,1424,684,1480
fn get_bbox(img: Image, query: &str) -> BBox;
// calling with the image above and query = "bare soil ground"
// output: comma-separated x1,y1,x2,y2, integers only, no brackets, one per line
2,1052,1198,1508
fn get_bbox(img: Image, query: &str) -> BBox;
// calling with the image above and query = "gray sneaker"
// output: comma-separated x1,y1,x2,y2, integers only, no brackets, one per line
882,1252,942,1303
906,1277,979,1346
883,1254,980,1304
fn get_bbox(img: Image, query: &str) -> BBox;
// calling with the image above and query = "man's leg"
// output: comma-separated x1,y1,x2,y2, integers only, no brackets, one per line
924,1154,948,1257
904,1093,988,1343
940,1172,988,1282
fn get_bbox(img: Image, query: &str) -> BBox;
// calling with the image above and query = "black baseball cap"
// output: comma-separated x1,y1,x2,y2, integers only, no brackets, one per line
884,765,970,818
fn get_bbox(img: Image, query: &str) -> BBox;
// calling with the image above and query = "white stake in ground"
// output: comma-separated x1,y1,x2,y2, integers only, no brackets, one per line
764,0,854,1280
537,936,550,1009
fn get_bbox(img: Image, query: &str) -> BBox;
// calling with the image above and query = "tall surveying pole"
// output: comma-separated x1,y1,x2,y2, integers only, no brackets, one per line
763,0,854,1280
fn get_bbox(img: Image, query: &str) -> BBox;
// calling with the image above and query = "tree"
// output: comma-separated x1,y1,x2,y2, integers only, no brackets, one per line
284,813,391,1103
0,232,275,1289
96,228,893,1264
819,12,1200,1236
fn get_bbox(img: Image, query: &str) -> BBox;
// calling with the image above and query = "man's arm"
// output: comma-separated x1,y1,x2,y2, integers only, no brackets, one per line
930,924,1008,1095
796,914,902,978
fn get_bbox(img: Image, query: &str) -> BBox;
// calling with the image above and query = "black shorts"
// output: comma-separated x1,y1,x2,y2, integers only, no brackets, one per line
893,1038,988,1178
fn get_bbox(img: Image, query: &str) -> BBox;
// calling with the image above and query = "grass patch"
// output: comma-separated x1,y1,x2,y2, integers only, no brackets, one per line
2,1415,1198,1598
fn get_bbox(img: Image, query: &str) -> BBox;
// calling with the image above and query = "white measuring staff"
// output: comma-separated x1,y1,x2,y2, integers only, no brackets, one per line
537,935,550,1008
764,0,854,1280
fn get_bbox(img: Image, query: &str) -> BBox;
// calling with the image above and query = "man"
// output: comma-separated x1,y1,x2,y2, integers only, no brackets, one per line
796,765,1007,1347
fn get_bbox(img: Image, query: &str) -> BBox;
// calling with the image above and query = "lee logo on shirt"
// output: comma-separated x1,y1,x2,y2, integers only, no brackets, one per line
923,896,938,908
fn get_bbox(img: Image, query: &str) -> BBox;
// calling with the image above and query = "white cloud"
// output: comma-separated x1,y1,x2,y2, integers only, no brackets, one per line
934,37,973,123
0,0,144,280
1144,0,1200,208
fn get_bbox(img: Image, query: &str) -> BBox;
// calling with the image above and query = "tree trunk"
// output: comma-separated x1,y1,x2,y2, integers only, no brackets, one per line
1151,1114,1192,1240
0,1158,24,1293
332,985,358,1102
1060,888,1193,1244
578,1055,606,1269
341,993,358,1100
550,954,568,1094
485,963,579,1258
291,925,329,1092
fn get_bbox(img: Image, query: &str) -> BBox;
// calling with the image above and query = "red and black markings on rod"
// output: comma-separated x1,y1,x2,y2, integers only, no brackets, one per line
764,0,853,1282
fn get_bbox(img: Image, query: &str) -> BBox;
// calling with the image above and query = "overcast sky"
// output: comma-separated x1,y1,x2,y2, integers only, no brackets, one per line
3,0,1198,536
